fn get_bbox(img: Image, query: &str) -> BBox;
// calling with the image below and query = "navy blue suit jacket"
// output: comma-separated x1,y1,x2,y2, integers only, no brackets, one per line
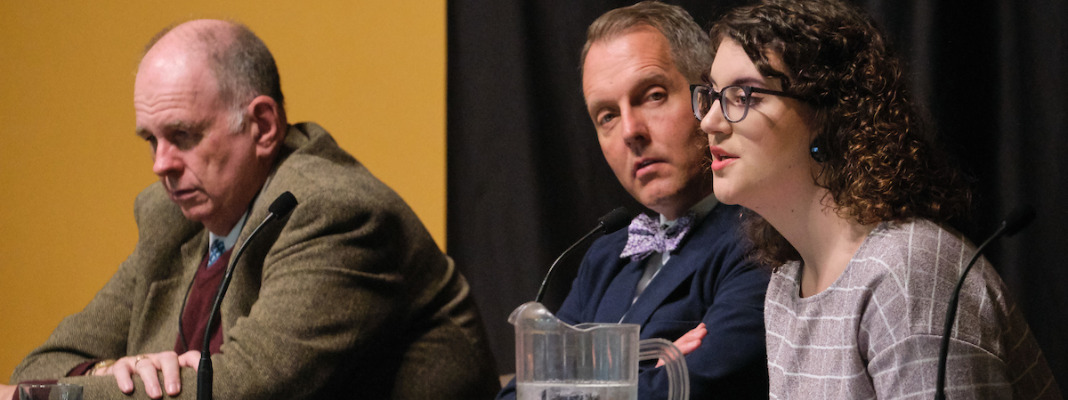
498,203,770,399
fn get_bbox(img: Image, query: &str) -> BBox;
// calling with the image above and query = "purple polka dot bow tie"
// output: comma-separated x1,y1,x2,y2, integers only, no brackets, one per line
619,212,695,261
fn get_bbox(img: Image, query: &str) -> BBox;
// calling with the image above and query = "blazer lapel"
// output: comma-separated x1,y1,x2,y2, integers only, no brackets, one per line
222,175,297,331
593,257,646,323
620,251,699,328
132,230,207,352
223,195,271,331
182,231,210,275
619,211,713,328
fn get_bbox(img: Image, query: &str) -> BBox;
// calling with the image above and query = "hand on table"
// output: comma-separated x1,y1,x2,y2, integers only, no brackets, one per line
90,350,201,399
657,323,706,367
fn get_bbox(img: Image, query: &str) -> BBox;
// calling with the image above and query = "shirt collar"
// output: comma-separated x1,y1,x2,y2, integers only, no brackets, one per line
209,170,278,252
209,211,248,252
658,194,719,227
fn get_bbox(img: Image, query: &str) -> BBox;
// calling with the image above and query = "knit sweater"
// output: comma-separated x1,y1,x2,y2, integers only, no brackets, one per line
765,219,1060,399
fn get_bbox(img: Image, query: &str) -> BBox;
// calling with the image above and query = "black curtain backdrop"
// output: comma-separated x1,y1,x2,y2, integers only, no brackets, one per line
447,0,1067,388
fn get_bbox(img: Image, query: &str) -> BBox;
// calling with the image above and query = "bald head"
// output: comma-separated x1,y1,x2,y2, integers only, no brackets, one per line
140,19,285,125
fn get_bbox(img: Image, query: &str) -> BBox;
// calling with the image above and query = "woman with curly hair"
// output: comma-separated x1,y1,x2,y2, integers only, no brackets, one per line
690,0,1060,397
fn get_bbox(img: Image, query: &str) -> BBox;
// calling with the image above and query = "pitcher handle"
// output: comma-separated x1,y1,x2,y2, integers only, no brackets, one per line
638,338,689,400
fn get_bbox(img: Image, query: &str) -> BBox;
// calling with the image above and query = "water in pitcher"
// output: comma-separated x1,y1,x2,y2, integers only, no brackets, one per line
516,381,636,400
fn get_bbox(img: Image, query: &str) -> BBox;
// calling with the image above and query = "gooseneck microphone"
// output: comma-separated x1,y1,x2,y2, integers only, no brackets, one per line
197,191,298,400
934,205,1035,400
534,206,635,303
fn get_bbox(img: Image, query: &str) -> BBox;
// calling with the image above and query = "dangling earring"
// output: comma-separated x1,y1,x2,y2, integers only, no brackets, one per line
809,138,827,162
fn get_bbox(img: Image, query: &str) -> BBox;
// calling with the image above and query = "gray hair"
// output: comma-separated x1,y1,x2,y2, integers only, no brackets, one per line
581,1,712,83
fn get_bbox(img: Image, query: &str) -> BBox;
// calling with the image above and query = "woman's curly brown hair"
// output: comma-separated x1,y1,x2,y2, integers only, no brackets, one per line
709,0,972,266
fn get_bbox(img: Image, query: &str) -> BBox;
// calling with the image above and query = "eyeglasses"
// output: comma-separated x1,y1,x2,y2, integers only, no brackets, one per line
690,84,801,122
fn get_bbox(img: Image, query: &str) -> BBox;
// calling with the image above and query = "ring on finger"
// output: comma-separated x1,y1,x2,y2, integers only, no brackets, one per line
133,355,146,367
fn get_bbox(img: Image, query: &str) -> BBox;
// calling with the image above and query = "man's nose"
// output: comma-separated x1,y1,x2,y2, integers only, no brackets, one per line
151,142,183,177
621,108,650,149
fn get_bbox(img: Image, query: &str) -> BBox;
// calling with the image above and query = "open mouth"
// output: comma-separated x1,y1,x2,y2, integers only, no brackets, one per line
710,147,737,161
634,158,662,176
709,147,738,171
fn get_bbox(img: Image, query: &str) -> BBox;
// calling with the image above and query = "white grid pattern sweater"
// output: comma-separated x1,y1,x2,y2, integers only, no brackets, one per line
765,219,1061,399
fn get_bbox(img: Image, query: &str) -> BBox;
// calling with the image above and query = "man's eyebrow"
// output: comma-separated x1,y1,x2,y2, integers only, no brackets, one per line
585,99,607,117
631,72,670,92
585,71,672,114
167,120,210,132
135,120,210,138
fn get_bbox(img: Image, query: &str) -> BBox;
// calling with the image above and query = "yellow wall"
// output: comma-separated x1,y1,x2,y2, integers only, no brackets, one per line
0,1,446,380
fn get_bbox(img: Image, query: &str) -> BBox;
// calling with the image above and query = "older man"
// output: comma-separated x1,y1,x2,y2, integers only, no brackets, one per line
497,2,769,399
3,20,498,399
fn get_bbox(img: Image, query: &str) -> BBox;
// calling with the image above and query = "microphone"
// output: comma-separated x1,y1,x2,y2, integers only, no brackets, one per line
197,191,298,400
533,206,635,303
934,205,1035,400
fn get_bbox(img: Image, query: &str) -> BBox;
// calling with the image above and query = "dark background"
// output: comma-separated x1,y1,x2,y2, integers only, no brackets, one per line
447,0,1067,389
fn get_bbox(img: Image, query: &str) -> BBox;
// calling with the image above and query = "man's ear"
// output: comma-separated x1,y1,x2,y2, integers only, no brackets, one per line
246,95,284,158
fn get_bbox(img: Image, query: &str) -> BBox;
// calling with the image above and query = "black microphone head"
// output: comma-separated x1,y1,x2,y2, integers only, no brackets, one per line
598,206,636,234
268,191,298,217
1002,205,1036,237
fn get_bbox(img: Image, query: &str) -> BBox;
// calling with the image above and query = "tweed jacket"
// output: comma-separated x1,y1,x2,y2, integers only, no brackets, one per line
11,122,499,399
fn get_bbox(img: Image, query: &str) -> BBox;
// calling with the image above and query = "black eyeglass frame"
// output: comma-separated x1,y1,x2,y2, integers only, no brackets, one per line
690,84,802,122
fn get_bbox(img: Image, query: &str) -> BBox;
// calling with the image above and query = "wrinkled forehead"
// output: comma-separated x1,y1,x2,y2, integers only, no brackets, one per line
136,20,233,97
583,28,677,86
136,43,220,100
133,58,225,135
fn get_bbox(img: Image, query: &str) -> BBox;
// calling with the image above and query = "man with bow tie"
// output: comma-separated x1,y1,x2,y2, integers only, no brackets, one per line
496,2,770,400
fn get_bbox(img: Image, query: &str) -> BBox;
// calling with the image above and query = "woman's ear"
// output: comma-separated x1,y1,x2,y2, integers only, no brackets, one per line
808,109,827,163
809,136,827,162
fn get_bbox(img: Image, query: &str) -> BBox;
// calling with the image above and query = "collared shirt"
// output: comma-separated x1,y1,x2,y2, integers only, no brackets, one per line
208,211,249,264
207,174,275,264
631,194,720,304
